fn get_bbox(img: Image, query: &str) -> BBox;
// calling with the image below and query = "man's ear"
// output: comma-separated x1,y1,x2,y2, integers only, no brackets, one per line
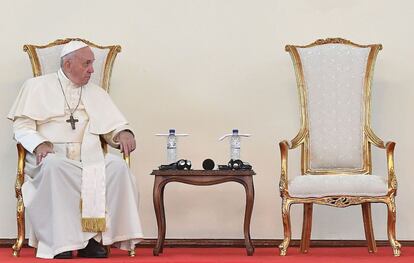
63,59,71,72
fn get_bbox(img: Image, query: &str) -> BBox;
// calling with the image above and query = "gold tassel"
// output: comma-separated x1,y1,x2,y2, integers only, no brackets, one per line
81,218,106,232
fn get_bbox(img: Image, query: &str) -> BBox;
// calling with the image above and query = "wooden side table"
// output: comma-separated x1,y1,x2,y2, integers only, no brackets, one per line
151,169,256,256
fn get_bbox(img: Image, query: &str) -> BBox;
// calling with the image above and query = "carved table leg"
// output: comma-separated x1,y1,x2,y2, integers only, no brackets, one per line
159,183,166,254
242,176,255,256
150,171,256,256
153,176,167,256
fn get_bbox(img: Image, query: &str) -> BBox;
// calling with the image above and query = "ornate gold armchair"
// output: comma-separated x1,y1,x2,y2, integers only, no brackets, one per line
278,38,400,256
12,38,133,257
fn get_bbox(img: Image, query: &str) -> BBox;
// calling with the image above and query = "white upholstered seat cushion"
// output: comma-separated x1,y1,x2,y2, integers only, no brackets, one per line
288,174,388,198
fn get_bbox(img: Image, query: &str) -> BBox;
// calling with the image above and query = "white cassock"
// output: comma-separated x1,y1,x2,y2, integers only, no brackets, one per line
8,69,144,258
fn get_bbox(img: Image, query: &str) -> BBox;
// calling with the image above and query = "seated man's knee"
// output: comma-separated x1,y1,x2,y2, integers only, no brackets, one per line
40,154,65,173
105,154,129,177
106,154,128,168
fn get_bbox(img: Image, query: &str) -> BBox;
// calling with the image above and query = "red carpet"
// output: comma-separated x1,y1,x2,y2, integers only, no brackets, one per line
1,247,413,262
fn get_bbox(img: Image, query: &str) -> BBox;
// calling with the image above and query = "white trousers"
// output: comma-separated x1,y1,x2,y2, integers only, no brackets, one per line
22,151,143,258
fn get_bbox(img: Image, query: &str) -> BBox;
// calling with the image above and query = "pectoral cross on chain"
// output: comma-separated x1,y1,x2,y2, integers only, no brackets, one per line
66,114,79,130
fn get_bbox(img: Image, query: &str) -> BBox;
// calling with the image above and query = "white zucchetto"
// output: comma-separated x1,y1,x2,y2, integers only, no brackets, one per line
60,41,89,58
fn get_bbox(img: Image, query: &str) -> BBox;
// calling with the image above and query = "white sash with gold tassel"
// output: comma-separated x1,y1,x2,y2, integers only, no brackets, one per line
80,123,107,232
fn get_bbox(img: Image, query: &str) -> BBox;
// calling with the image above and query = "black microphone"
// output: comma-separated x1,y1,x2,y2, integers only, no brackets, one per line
202,159,215,170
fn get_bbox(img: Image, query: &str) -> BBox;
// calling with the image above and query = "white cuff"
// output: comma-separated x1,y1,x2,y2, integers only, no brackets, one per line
103,125,134,148
15,130,48,153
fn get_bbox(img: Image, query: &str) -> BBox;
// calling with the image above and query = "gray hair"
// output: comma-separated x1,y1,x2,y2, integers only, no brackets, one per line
60,52,76,68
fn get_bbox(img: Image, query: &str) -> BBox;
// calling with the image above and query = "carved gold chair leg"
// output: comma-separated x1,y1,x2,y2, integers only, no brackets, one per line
300,203,313,253
13,144,26,257
386,196,401,256
279,198,292,256
12,200,25,257
361,203,377,253
128,248,136,257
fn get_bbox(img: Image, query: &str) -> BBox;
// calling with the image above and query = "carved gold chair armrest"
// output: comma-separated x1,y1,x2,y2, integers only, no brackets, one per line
366,128,397,193
99,136,131,168
279,137,304,197
123,153,131,168
384,141,397,193
279,141,289,196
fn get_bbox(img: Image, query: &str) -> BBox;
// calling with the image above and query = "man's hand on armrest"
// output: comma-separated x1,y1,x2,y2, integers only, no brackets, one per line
116,130,136,156
34,142,54,165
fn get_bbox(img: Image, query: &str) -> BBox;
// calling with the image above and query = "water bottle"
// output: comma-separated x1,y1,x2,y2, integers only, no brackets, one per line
167,129,177,163
156,129,189,164
230,129,241,160
219,129,251,161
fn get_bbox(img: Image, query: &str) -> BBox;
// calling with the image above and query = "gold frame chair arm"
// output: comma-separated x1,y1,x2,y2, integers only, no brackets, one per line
289,126,308,150
367,128,397,192
385,141,397,192
279,140,290,195
123,153,130,168
366,126,385,149
279,138,304,195
99,136,131,167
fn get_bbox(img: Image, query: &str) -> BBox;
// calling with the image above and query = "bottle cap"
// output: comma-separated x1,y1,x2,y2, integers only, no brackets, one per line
169,129,176,134
232,129,239,134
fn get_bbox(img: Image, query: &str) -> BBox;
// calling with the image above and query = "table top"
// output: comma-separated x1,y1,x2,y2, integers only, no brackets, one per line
151,169,256,176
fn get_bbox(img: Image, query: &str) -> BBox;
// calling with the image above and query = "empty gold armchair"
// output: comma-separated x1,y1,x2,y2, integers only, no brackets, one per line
278,38,400,256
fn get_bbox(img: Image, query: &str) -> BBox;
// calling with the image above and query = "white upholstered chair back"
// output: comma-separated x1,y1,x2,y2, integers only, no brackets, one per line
299,45,369,170
23,38,121,91
286,39,382,175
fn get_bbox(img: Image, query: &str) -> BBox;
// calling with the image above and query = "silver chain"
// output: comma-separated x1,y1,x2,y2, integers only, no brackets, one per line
57,73,83,115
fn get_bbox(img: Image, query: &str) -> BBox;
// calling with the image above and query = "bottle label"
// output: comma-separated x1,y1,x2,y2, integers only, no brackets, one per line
230,135,241,160
167,135,177,163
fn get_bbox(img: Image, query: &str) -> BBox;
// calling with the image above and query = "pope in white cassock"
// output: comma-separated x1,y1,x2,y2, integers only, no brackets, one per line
7,41,143,259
